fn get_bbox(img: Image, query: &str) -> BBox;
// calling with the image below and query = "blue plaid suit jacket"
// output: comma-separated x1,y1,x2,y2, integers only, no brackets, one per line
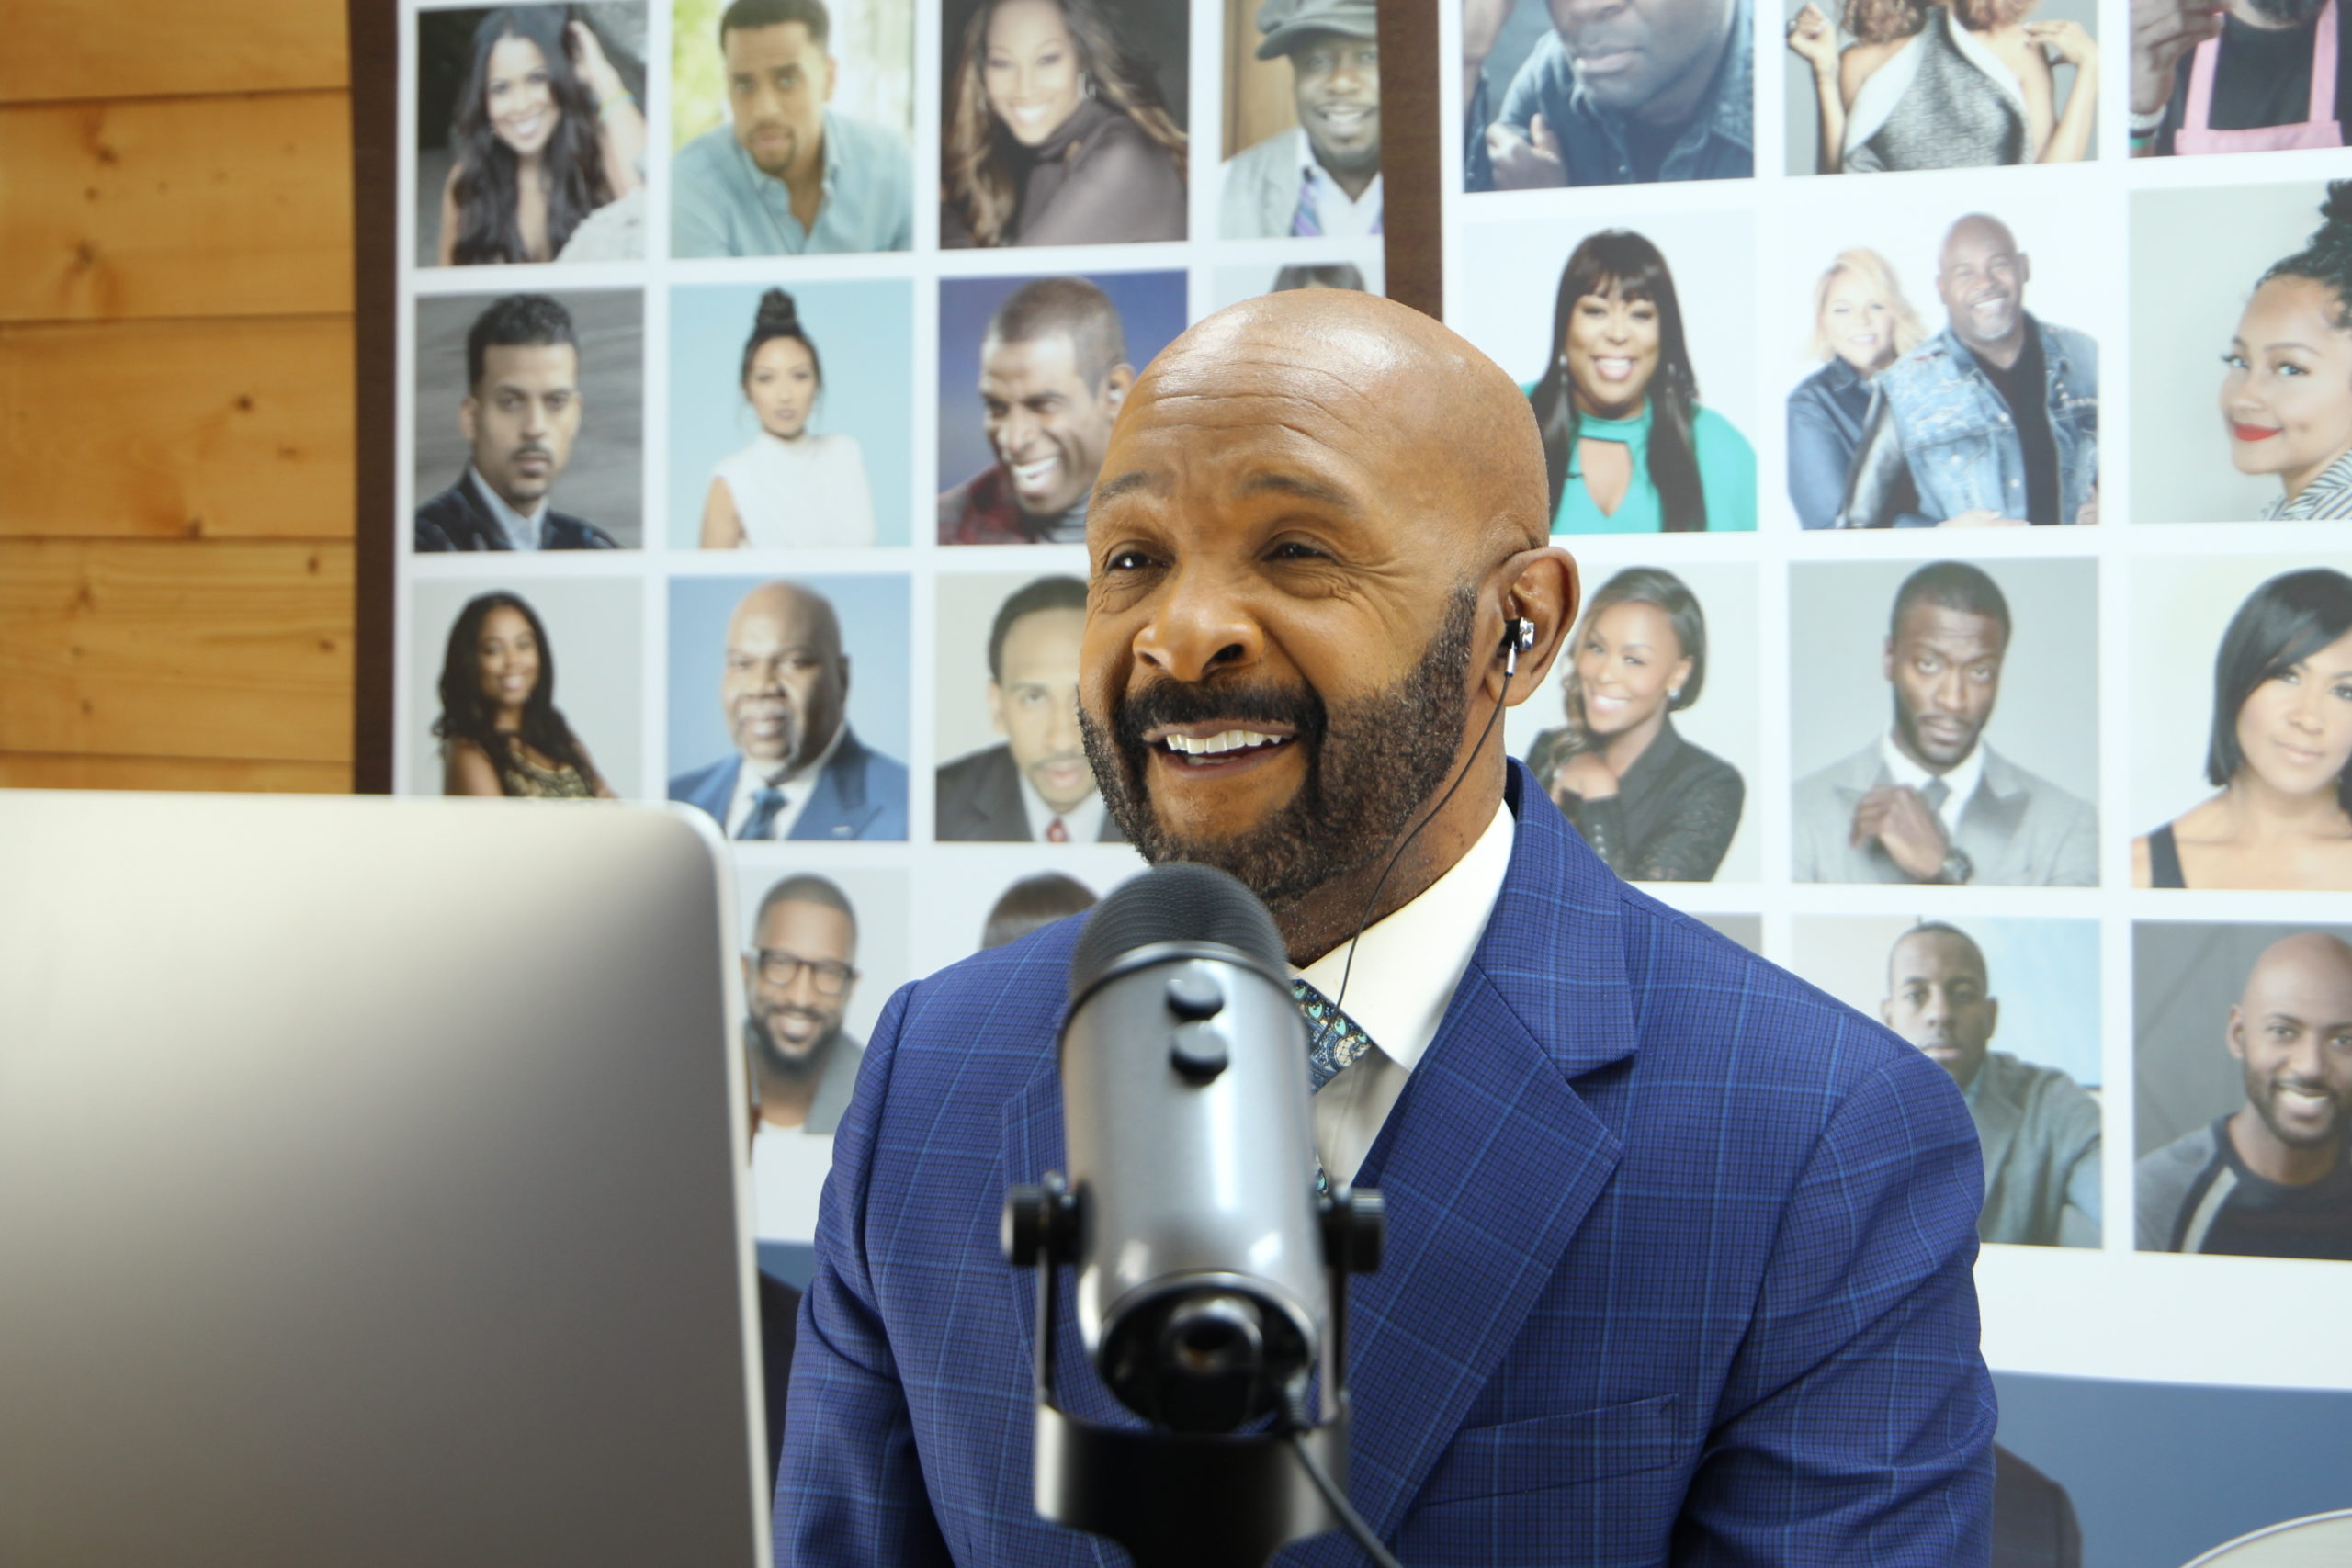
779,762,1995,1564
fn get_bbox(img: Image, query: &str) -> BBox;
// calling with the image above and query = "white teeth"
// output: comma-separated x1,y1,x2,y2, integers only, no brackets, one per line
1012,457,1057,487
1165,729,1284,757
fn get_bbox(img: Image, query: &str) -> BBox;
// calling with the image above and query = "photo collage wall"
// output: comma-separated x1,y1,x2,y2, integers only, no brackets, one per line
393,0,1383,1237
1449,0,2352,1556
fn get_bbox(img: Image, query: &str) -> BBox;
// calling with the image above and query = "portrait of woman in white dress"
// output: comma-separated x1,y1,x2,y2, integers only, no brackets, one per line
701,288,877,549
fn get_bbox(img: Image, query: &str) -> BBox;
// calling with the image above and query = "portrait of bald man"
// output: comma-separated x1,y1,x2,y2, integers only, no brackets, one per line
667,578,909,840
1838,212,2100,528
2139,929,2352,1259
1883,922,2102,1247
780,290,1994,1560
936,575,1128,843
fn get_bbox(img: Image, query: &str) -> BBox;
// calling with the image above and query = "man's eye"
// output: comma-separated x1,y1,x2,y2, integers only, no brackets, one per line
1268,541,1325,562
1105,550,1155,572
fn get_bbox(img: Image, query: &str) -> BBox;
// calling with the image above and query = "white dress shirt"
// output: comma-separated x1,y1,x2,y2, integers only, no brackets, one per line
1877,728,1984,838
467,466,548,551
723,724,846,840
1019,773,1108,844
1295,129,1384,238
1292,798,1516,1185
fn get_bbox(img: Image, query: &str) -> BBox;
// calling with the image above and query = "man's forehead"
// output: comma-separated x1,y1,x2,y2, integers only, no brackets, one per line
1896,603,2003,649
984,333,1082,380
1002,607,1083,663
759,898,853,949
481,343,577,384
727,22,819,64
2248,943,2352,1011
1895,931,1985,980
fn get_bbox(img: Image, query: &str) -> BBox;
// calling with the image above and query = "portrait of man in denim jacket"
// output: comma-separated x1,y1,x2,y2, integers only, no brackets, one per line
1837,214,2099,529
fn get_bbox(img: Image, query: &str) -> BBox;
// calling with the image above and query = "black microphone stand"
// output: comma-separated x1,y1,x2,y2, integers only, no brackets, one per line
1002,1173,1385,1568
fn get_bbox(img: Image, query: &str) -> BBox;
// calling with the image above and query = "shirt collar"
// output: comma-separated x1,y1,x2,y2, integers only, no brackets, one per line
1293,797,1516,1077
467,465,547,550
1879,727,1986,832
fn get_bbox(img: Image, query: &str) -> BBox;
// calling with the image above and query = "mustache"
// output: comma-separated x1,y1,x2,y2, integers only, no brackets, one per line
1112,678,1328,754
509,442,555,461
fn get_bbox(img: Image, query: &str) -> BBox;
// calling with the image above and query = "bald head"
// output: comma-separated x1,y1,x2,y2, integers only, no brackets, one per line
1935,213,2030,363
723,579,848,769
1114,290,1552,559
2244,931,2352,1013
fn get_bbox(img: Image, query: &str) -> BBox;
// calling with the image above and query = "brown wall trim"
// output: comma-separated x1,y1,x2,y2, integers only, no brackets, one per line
348,0,396,794
1377,0,1443,320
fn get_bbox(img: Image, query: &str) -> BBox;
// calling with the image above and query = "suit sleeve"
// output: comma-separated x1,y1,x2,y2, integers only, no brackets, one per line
775,983,953,1567
1677,1043,1996,1564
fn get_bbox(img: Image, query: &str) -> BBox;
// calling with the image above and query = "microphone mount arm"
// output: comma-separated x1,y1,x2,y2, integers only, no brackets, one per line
1002,1172,1385,1568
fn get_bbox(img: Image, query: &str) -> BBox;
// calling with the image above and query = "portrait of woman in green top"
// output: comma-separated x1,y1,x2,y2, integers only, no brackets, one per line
1527,230,1758,533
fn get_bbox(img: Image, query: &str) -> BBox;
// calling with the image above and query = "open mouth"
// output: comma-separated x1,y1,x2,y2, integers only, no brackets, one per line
1009,453,1062,498
1143,722,1299,774
1591,355,1637,383
503,112,548,143
1313,105,1374,135
2233,423,2282,443
1000,99,1061,134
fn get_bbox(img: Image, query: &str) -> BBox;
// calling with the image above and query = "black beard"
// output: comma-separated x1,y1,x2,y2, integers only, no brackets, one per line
745,1014,835,1087
2245,0,2325,24
1079,586,1478,919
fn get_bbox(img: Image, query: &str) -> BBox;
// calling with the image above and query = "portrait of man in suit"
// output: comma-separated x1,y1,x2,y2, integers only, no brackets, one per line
780,291,1993,1561
937,278,1134,547
1883,921,2102,1247
413,294,619,552
1792,560,2098,886
936,576,1125,843
667,578,908,840
743,873,866,1139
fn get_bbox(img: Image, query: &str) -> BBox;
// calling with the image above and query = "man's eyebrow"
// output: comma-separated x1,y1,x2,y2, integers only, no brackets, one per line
1093,470,1167,504
1237,471,1361,512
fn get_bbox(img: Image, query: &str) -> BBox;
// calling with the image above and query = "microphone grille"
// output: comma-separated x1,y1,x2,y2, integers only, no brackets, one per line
1069,863,1287,999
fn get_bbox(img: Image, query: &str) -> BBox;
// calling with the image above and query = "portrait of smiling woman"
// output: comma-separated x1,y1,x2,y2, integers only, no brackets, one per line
941,0,1189,247
701,288,876,549
1523,567,1747,881
1526,230,1757,533
434,592,616,799
2135,568,2352,890
1787,246,1928,529
2221,182,2352,520
432,5,648,265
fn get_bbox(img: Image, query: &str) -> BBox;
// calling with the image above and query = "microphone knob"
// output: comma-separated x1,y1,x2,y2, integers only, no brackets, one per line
1169,1021,1230,1083
1164,972,1225,1021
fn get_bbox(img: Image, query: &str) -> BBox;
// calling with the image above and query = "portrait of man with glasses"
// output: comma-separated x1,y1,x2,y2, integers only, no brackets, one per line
742,873,865,1138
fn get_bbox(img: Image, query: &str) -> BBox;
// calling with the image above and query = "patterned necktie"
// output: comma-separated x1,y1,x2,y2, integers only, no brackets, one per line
738,784,787,840
1045,817,1069,843
1291,978,1378,1093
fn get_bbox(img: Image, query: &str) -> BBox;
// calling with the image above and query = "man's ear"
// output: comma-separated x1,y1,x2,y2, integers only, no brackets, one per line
1984,997,1999,1041
1491,545,1578,705
1882,635,1896,686
2225,1003,2247,1063
459,395,480,445
985,681,1008,737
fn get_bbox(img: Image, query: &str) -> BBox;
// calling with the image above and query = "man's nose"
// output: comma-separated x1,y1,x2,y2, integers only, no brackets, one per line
1328,57,1368,94
1000,408,1042,457
518,400,548,437
1133,568,1261,684
1928,668,1966,712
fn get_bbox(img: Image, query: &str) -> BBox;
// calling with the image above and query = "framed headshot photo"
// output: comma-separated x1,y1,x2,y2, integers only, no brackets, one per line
667,279,915,550
405,576,643,799
1448,207,1761,536
1503,555,1763,883
1767,178,2114,531
665,573,913,843
412,288,644,552
415,2,650,267
2133,919,2352,1262
1219,0,1383,240
1779,0,2098,177
668,0,915,257
937,0,1192,249
2132,179,2352,525
2129,553,2352,891
1788,556,2099,886
1794,913,2102,1248
935,269,1188,547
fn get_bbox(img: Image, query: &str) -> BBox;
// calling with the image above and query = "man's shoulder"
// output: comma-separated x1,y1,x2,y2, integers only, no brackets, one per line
2035,317,2098,361
673,122,741,181
668,753,737,802
1982,746,2095,822
1226,131,1295,180
884,921,1082,1076
2136,1121,2220,1179
938,467,1029,545
1883,332,1962,391
414,479,492,550
1793,742,1880,805
937,743,1015,789
825,108,910,167
545,508,618,549
835,728,909,789
1979,1050,2097,1116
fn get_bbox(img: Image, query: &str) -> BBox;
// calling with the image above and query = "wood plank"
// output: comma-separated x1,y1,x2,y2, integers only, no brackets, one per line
0,538,354,762
0,315,355,539
0,0,348,105
0,751,350,793
0,91,352,323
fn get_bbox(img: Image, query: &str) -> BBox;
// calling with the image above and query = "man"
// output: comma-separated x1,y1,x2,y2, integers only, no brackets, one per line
743,874,866,1139
780,290,1993,1559
1466,0,1753,188
1838,215,2099,529
936,576,1126,843
1793,561,2098,886
2138,931,2352,1259
672,0,912,257
1882,922,2102,1247
939,278,1134,547
2131,0,2346,156
668,580,907,841
414,295,616,552
1221,0,1382,238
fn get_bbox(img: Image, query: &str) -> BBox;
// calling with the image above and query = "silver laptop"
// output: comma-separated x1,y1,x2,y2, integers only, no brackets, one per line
0,791,768,1567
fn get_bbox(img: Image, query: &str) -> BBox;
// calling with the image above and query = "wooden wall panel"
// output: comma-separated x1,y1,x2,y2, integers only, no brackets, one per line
1,0,346,105
0,316,354,540
0,753,349,793
0,91,352,324
0,539,354,764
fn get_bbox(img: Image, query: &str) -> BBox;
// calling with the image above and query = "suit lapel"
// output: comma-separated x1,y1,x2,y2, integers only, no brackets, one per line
1310,768,1634,1548
791,729,881,841
1956,751,2026,867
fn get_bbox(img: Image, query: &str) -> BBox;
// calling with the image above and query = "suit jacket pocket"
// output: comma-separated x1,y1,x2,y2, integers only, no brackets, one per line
1417,1393,1683,1506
